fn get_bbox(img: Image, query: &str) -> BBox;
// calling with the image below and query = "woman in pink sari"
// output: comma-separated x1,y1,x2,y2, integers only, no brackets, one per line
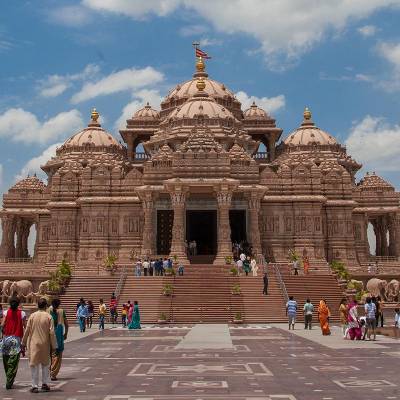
347,300,362,340
127,303,134,325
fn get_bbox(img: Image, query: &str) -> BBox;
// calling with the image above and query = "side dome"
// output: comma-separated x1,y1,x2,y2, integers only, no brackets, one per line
284,107,337,146
243,102,269,119
133,103,160,120
59,109,123,153
10,174,45,192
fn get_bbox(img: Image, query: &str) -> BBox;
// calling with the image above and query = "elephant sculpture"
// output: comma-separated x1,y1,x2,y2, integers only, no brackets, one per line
366,278,388,300
38,280,50,295
0,280,13,302
386,279,400,302
9,280,33,299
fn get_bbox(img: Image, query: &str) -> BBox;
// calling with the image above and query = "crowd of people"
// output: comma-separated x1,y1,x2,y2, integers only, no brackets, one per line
133,258,185,276
75,293,142,331
285,295,400,339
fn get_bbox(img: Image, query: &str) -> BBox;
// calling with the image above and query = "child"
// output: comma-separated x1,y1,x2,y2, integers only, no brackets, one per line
394,308,400,338
359,316,367,340
121,304,128,328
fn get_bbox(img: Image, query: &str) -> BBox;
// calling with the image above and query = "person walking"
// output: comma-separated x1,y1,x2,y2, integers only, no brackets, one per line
303,255,310,275
149,259,155,276
86,300,94,329
303,299,314,330
317,299,331,335
109,295,118,326
347,299,362,340
48,298,68,381
1,296,26,390
98,299,106,330
286,296,297,330
250,258,258,276
22,298,57,393
339,298,348,337
364,297,377,341
263,272,269,295
243,257,251,276
128,301,141,330
178,262,184,276
135,259,142,277
143,259,149,276
121,304,128,328
76,299,88,333
292,259,299,276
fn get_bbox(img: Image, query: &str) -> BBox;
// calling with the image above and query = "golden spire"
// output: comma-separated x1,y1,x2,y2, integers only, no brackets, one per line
196,56,205,73
91,108,99,122
303,106,312,121
196,77,206,91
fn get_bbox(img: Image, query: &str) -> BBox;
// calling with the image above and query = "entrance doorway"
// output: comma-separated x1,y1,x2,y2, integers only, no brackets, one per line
157,210,173,255
230,210,247,244
186,210,217,255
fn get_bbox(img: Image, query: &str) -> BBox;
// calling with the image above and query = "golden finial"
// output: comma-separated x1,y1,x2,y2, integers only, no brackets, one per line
91,108,99,122
196,56,205,73
196,77,206,91
303,107,312,121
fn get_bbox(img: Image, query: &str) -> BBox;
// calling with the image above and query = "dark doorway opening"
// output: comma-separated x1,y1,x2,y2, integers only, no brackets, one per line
186,210,217,255
157,210,173,255
229,210,247,244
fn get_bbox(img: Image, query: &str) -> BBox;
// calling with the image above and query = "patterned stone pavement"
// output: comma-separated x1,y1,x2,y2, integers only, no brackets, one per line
0,324,399,400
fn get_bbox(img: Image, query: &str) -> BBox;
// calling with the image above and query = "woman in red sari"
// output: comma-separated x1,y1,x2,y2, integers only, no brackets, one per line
317,299,331,335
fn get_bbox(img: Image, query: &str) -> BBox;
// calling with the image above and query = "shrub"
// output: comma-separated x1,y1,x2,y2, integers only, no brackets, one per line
231,283,241,295
230,267,239,276
234,311,242,321
225,256,233,265
162,284,174,296
159,312,167,321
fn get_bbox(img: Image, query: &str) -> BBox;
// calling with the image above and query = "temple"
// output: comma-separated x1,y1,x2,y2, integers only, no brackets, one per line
1,57,400,274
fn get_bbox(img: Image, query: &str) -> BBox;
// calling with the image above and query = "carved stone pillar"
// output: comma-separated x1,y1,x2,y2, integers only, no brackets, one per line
247,192,264,256
214,190,233,265
379,216,389,257
169,190,189,263
0,215,16,259
372,220,381,256
15,218,24,258
268,136,276,162
388,214,397,257
140,192,155,258
21,221,32,258
126,136,134,162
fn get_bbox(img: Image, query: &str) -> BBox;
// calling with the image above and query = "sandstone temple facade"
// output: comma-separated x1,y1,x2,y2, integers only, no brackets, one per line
1,58,399,273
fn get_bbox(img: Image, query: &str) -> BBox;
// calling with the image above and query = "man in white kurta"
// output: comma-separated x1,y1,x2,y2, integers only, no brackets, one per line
22,298,57,393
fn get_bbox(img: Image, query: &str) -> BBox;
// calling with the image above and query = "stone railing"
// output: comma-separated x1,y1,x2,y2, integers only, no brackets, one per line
133,152,150,162
272,263,289,303
114,265,128,302
0,257,33,263
253,152,268,161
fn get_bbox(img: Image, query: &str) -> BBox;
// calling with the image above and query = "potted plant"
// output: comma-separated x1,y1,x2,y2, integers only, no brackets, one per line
162,284,174,296
229,267,239,276
165,266,176,276
225,256,233,265
158,312,168,324
47,278,62,295
231,283,241,295
233,311,243,324
104,254,117,275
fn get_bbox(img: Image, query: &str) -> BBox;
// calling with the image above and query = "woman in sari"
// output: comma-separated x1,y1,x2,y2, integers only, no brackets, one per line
128,301,141,330
339,298,348,337
317,299,331,335
303,256,310,275
1,296,26,389
347,299,362,340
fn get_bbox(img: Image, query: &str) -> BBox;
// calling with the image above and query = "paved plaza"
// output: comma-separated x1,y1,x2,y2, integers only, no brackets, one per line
0,323,399,400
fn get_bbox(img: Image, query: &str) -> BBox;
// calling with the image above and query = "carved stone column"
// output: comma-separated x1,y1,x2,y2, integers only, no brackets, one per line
21,220,32,258
169,189,189,263
379,216,389,257
214,190,233,265
15,218,24,258
0,215,16,259
268,136,276,162
247,191,264,256
140,192,155,258
126,136,134,162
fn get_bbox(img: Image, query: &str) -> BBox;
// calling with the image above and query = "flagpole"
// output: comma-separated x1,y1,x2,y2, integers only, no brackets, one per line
192,41,200,59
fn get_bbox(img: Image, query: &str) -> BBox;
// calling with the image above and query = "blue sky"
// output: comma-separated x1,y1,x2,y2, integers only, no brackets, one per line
1,0,400,197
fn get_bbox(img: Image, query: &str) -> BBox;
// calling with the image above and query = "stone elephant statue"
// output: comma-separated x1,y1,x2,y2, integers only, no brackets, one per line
0,280,13,302
9,280,33,300
386,279,400,302
366,278,388,300
38,280,50,295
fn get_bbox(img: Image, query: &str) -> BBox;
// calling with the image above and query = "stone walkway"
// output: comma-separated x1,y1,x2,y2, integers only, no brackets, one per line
0,323,399,399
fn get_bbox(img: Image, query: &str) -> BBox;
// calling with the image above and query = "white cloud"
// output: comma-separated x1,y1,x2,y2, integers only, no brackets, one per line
82,0,181,18
16,143,61,181
47,5,93,27
0,108,84,144
357,24,377,37
82,0,400,69
235,91,285,115
345,115,400,171
199,37,223,47
71,66,164,104
376,41,400,90
180,24,208,37
115,89,163,130
37,64,100,98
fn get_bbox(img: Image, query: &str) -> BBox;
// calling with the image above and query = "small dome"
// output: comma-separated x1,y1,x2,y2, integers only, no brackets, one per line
168,96,234,120
11,175,45,192
61,109,122,150
284,107,337,146
133,103,160,119
358,172,394,189
243,102,268,119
